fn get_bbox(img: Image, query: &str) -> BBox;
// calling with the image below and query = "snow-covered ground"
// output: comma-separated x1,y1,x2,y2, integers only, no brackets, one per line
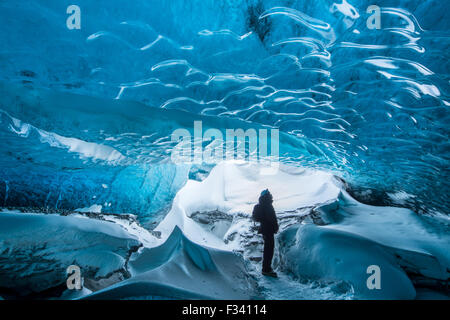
1,161,448,299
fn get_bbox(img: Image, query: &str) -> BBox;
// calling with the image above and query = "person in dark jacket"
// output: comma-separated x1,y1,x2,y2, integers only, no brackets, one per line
252,189,279,277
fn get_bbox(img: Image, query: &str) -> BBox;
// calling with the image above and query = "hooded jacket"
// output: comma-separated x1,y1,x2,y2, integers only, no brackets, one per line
252,193,279,235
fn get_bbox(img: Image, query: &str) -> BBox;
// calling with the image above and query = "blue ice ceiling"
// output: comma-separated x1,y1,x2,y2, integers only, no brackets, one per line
0,0,448,218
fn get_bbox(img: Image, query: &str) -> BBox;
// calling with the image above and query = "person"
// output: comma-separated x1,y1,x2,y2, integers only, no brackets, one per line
252,189,279,277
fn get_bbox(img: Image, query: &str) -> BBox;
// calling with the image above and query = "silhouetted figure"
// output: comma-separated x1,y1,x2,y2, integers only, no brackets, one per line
252,189,279,277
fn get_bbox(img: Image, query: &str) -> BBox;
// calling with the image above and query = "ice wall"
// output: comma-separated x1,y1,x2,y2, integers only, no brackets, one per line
0,0,448,215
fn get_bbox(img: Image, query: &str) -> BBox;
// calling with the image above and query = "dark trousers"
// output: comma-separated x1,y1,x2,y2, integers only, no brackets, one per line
262,233,274,272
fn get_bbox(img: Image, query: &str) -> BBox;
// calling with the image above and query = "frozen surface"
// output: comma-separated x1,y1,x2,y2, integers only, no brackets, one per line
0,0,448,300
83,226,258,300
0,210,142,296
279,191,450,299
0,0,448,215
0,162,448,299
154,162,449,299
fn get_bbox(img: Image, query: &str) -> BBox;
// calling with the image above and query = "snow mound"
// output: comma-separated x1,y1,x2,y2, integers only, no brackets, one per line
82,226,258,300
0,211,142,296
279,191,450,299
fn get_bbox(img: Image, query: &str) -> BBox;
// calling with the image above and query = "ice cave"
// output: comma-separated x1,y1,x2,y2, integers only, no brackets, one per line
0,0,448,300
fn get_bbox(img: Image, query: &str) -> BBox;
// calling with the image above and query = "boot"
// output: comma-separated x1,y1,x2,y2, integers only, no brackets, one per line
262,269,278,278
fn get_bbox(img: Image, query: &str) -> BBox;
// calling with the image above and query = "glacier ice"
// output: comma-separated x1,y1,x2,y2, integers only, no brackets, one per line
0,210,142,297
154,161,450,299
0,0,448,214
0,161,448,299
83,226,258,300
279,191,450,299
0,0,448,300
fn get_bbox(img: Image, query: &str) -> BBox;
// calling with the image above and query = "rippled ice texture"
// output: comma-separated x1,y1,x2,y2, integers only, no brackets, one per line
0,0,448,216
